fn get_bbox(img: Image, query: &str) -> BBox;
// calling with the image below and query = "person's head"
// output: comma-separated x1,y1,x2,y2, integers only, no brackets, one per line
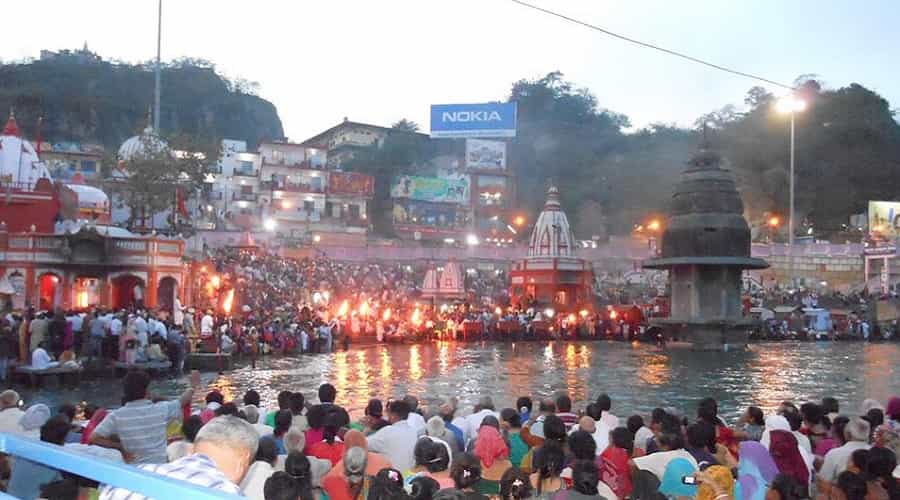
409,476,440,500
596,393,612,412
256,436,279,465
289,392,306,415
478,395,495,412
369,469,407,500
322,420,339,445
822,397,840,415
283,427,306,454
886,396,900,422
344,446,368,486
833,416,851,445
193,416,259,484
318,383,336,404
584,403,602,421
243,404,260,424
450,453,481,490
765,473,804,500
500,408,521,429
277,390,293,410
799,402,823,426
274,410,293,436
403,395,419,412
366,399,384,419
848,448,869,474
650,407,667,431
697,397,718,425
845,417,870,443
285,451,313,494
570,460,600,496
0,390,20,409
387,400,411,424
122,371,150,403
864,408,884,431
40,415,70,445
538,399,556,415
783,411,802,432
865,447,898,495
611,426,634,454
555,394,572,413
264,472,305,500
834,471,867,500
568,430,596,460
57,403,76,423
542,414,566,444
216,402,239,417
243,390,260,408
415,438,450,473
532,441,565,493
659,431,685,451
182,415,204,443
686,422,716,453
499,466,533,500
747,406,765,426
515,396,532,415
626,414,644,435
480,415,500,430
205,390,224,406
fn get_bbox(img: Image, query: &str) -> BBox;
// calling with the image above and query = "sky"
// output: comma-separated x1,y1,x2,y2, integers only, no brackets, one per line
4,1,899,142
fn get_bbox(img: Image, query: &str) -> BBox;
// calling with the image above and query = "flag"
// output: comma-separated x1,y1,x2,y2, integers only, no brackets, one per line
176,186,190,218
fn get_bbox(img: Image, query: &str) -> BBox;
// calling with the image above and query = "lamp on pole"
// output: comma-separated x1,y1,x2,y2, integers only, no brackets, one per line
775,95,806,285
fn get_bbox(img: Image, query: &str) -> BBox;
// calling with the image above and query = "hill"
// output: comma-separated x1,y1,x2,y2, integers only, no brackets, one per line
0,52,283,149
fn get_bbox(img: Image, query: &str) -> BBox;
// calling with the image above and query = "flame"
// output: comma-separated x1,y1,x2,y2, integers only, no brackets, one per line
412,309,422,326
222,288,235,314
382,308,392,321
337,300,349,318
494,307,503,315
610,310,618,320
359,301,370,316
567,313,576,323
210,275,221,288
76,291,89,308
579,309,589,318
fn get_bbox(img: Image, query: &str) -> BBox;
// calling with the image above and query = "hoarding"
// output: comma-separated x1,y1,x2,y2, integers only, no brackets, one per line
430,102,517,138
465,139,507,170
391,175,470,204
328,171,374,196
868,201,900,238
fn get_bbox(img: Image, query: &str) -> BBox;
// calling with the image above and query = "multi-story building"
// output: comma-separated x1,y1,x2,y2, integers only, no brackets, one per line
301,118,429,169
258,141,373,244
204,139,261,230
41,143,105,182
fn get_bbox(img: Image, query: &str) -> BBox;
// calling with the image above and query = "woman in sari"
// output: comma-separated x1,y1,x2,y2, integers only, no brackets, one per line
768,430,810,498
473,425,512,495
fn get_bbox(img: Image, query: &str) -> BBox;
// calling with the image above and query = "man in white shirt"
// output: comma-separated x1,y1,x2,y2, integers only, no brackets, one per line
632,432,698,480
0,390,25,435
818,418,871,488
596,393,619,429
462,396,500,444
109,314,123,338
31,343,59,370
201,311,214,338
367,400,420,472
570,416,610,455
403,395,427,435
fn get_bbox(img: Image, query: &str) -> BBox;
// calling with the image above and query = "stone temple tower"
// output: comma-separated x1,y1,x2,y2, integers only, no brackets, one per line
643,140,768,350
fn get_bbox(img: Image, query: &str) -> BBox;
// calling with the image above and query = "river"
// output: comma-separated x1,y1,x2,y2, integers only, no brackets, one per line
18,341,900,422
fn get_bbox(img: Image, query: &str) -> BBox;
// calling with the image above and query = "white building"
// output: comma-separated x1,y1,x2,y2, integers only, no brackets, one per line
203,139,261,230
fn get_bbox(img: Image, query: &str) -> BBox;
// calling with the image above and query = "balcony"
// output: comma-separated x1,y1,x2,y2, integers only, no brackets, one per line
232,192,258,202
261,180,326,194
207,191,224,201
262,157,323,170
233,168,258,177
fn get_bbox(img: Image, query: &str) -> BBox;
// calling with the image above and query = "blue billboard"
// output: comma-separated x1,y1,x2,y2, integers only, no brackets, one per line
430,102,517,138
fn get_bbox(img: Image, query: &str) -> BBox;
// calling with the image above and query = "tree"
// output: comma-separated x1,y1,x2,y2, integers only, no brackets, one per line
391,119,420,132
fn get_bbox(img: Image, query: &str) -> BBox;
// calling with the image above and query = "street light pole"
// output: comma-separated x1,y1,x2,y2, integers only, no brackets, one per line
789,109,795,250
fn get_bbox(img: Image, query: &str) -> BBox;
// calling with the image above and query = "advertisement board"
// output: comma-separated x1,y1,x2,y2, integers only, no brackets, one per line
869,201,900,237
465,139,507,170
430,102,517,138
391,175,470,204
328,171,374,196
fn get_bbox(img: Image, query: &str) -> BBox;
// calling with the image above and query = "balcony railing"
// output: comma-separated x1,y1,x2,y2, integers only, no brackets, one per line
232,192,258,202
0,434,242,499
232,168,257,177
261,158,323,170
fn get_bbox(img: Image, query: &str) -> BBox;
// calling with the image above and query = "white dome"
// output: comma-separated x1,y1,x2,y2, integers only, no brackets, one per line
0,114,53,189
118,125,169,161
527,186,576,258
66,183,109,209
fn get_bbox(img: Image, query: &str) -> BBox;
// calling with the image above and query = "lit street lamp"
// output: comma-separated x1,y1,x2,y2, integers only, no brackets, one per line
775,94,806,249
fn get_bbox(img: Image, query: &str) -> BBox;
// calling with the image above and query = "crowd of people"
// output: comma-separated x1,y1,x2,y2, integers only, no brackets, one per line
0,371,898,500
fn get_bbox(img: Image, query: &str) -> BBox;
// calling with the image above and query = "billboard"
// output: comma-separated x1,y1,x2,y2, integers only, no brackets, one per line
465,139,507,170
391,175,470,204
869,201,900,238
430,102,517,138
328,171,374,196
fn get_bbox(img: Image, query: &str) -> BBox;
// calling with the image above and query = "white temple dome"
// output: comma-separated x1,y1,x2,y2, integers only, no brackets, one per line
66,183,109,210
0,111,53,189
527,186,576,258
118,125,168,161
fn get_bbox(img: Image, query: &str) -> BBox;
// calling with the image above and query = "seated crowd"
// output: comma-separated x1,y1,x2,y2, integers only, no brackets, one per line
0,376,898,500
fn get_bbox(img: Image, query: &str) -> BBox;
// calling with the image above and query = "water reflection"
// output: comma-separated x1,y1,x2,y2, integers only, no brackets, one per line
16,342,900,422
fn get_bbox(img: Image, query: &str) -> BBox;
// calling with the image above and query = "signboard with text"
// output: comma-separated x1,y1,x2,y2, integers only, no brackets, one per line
328,171,374,196
391,175,470,204
465,139,507,170
430,102,517,138
869,201,900,238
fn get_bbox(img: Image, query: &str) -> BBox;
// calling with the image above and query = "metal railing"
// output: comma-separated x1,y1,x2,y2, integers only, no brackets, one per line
0,434,243,499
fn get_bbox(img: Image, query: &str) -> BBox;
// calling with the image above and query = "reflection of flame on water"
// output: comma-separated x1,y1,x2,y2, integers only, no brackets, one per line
355,350,370,396
409,344,423,380
380,349,393,396
334,351,349,399
638,353,671,386
438,342,449,373
544,342,554,364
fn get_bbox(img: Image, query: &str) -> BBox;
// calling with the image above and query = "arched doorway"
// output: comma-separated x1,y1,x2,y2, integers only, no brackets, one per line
37,273,62,311
157,277,177,313
110,275,145,311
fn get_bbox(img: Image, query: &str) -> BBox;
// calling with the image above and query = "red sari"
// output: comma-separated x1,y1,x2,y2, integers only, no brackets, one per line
599,446,632,499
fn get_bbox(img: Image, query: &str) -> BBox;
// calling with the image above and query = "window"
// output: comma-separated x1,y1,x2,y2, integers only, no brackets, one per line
241,185,253,194
81,160,97,172
325,201,334,217
304,200,315,213
348,204,360,219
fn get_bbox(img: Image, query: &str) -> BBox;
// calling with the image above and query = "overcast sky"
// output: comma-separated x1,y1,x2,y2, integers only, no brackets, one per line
5,1,899,141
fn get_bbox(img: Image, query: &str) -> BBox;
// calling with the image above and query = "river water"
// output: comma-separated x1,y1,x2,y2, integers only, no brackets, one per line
18,341,900,422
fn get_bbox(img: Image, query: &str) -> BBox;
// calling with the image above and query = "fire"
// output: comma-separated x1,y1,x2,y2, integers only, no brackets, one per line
579,309,589,318
76,291,89,309
610,310,618,320
210,275,221,288
411,309,422,326
222,288,235,314
337,300,349,318
494,307,503,315
359,301,370,316
382,308,392,321
567,313,576,323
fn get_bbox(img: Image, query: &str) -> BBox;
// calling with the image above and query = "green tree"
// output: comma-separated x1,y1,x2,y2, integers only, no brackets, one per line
391,119,420,132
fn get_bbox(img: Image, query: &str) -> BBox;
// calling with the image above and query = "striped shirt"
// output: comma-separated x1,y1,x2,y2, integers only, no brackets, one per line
93,399,182,464
99,454,240,500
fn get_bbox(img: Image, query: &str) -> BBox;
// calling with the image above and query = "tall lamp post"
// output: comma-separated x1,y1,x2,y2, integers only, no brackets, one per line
775,95,806,285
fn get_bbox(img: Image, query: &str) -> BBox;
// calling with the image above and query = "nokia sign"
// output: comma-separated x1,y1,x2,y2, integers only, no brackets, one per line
430,102,517,138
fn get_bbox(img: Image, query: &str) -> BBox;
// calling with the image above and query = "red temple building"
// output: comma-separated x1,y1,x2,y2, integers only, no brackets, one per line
509,186,594,313
0,112,189,313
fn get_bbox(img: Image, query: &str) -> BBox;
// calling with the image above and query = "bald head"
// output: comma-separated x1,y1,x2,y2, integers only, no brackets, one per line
578,416,596,434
